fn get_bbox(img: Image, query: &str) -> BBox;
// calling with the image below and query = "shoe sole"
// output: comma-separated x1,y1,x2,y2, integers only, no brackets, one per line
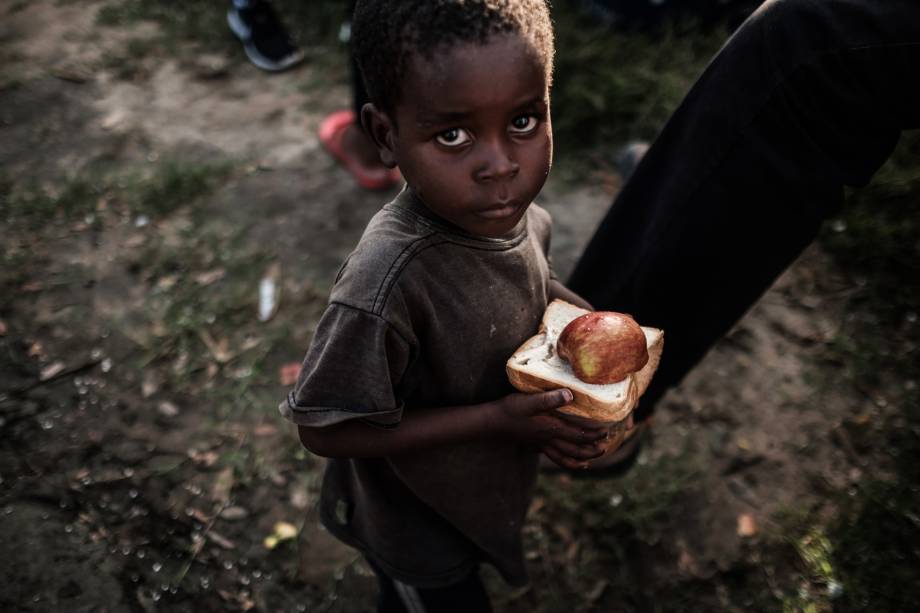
227,9,305,73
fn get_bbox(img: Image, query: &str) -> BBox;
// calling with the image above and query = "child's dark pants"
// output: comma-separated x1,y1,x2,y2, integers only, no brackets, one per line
366,558,493,613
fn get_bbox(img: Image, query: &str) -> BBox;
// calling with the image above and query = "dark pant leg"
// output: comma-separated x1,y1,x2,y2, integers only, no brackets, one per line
568,0,920,420
367,558,493,613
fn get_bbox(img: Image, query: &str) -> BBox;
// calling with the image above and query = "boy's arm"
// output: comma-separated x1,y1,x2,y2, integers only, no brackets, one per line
548,278,593,311
298,389,607,465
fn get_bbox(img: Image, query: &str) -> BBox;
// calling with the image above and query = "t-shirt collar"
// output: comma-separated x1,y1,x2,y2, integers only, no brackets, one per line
389,186,529,245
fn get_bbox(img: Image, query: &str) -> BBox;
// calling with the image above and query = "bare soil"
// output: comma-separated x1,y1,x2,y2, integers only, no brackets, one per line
0,2,897,612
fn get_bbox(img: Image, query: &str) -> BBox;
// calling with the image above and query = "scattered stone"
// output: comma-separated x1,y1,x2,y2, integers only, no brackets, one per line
141,373,160,398
101,108,127,130
220,506,249,521
157,401,180,418
289,487,310,510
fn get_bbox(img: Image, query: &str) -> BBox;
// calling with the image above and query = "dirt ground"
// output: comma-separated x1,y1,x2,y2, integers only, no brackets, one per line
1,2,915,612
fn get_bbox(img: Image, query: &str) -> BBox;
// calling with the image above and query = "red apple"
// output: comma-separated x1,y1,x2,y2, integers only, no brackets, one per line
556,312,649,384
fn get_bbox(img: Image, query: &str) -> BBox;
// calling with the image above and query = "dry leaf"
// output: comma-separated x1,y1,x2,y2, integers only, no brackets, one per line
156,275,178,290
0,320,7,336
279,362,301,386
220,506,249,521
141,372,160,398
211,466,235,504
188,507,210,523
157,401,180,417
274,521,298,540
40,361,66,380
254,424,277,437
586,580,608,603
199,330,234,363
189,449,219,467
737,512,757,537
195,269,226,286
264,521,298,549
207,531,236,550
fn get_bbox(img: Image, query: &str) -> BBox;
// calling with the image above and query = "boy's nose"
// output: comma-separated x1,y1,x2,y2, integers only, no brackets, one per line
474,140,520,182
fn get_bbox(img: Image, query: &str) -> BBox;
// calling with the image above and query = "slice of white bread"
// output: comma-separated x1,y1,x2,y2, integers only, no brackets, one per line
506,300,664,424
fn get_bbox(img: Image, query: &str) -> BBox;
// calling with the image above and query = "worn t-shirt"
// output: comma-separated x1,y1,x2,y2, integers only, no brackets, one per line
280,188,555,588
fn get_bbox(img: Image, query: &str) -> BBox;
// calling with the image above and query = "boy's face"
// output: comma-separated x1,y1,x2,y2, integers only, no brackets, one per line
378,34,552,238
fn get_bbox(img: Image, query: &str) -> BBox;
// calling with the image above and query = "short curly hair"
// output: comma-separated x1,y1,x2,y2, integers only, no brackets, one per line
352,0,555,116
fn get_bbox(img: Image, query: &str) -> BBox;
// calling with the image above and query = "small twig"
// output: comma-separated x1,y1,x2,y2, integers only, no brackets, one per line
173,416,251,587
7,358,102,397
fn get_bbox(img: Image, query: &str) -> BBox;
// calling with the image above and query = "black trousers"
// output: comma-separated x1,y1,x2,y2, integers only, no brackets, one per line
366,558,493,613
568,0,920,421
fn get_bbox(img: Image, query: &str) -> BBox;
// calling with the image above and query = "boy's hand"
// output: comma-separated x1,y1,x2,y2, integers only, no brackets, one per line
490,390,607,464
543,412,636,470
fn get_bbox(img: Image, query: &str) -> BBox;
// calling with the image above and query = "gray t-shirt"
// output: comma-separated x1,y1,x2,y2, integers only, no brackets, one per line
280,188,555,588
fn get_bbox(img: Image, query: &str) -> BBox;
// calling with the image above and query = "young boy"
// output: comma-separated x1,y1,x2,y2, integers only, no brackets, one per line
281,1,607,609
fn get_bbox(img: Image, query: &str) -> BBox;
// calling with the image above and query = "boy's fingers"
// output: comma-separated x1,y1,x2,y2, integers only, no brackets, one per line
542,446,590,471
547,439,606,461
547,417,607,444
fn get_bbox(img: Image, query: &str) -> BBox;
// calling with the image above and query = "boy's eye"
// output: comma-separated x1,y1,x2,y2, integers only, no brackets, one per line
509,115,538,134
435,128,471,147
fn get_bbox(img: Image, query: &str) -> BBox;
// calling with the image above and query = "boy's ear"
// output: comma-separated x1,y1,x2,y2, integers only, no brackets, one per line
360,103,398,169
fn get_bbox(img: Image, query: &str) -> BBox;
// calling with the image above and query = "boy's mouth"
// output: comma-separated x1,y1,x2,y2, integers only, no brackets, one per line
476,200,522,220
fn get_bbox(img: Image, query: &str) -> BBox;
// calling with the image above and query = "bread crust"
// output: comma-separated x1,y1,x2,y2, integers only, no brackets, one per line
505,299,664,425
505,337,638,423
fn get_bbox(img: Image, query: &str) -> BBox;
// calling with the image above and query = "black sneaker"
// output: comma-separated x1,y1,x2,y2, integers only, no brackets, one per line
227,1,305,72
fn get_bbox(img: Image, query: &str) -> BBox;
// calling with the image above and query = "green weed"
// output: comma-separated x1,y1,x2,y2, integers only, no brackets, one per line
128,157,232,218
0,157,230,228
551,5,726,169
812,131,920,611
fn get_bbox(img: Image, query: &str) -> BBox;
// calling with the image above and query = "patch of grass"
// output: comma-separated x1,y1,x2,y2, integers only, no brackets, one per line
127,220,308,424
99,35,160,80
0,156,231,229
0,174,101,230
812,131,920,611
129,157,232,218
519,450,701,612
551,4,727,170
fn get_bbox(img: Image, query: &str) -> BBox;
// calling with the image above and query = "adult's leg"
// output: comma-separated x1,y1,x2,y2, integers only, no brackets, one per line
568,0,920,420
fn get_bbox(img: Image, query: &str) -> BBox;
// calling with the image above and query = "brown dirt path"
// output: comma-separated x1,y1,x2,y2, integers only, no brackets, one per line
0,2,874,611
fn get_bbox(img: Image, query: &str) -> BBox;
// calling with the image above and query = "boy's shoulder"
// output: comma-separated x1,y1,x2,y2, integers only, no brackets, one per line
329,199,439,316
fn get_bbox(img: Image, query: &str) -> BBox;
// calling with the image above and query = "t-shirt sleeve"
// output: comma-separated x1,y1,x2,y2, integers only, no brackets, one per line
279,302,411,428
